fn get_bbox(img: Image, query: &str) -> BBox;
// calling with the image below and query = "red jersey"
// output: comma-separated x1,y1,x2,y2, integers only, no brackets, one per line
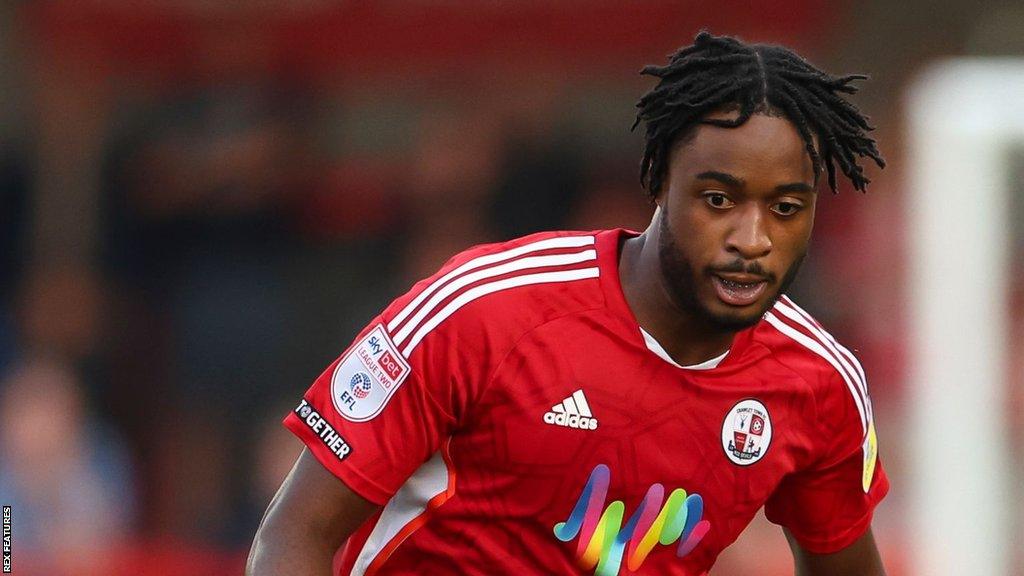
284,228,888,575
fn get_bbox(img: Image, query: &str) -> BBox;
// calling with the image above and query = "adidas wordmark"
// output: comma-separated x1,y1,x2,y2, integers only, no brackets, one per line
543,389,598,430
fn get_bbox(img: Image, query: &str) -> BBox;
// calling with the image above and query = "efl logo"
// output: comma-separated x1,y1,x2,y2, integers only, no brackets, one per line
377,350,405,381
554,465,709,576
331,325,411,422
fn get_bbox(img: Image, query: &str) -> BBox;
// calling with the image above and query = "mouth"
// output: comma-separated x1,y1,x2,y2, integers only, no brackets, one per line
711,273,769,307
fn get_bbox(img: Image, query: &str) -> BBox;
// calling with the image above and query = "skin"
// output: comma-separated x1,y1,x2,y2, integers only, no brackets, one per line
247,448,378,576
787,527,886,576
248,110,885,576
619,110,886,575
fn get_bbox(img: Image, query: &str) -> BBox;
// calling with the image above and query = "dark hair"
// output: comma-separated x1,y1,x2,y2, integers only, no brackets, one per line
633,31,885,196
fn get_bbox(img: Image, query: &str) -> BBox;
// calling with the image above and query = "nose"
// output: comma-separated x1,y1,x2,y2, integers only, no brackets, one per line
726,204,772,259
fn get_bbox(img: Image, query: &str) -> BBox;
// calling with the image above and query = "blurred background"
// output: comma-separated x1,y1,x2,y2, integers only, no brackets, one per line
0,1,1021,575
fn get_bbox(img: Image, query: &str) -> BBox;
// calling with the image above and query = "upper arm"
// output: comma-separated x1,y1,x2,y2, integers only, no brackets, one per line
265,448,380,542
247,449,380,576
786,526,886,576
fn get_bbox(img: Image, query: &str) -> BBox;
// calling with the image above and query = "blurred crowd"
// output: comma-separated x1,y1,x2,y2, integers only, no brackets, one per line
1,1,1023,575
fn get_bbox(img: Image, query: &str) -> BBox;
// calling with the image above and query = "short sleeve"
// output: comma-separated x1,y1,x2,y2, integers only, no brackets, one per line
283,257,502,505
764,367,889,554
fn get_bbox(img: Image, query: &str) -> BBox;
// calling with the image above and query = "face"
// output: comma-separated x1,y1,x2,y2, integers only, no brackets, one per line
655,111,817,331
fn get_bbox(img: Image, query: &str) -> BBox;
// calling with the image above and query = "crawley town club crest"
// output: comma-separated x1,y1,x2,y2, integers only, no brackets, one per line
721,399,772,465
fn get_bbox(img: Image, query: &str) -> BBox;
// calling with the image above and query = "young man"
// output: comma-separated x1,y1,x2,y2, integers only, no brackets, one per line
248,32,888,576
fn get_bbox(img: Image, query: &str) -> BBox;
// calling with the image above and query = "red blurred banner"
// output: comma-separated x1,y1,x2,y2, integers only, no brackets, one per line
25,1,839,81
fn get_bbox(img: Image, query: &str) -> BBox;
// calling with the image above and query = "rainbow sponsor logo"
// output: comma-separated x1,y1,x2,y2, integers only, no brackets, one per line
554,464,710,576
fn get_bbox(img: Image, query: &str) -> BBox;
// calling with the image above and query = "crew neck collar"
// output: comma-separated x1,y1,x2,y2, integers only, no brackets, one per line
639,327,729,369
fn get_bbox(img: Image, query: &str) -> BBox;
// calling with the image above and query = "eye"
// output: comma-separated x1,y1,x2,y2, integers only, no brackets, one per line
771,201,803,216
703,192,735,209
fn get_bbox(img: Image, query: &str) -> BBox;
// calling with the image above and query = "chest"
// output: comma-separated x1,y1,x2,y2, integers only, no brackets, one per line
471,330,809,472
447,328,816,566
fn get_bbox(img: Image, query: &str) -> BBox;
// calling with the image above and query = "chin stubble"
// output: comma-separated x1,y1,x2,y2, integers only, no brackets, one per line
656,208,806,331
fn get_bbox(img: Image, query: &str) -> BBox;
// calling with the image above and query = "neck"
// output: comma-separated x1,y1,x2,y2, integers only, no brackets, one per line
618,223,737,366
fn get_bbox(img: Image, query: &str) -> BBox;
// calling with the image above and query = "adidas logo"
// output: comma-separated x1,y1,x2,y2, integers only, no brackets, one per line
543,389,598,430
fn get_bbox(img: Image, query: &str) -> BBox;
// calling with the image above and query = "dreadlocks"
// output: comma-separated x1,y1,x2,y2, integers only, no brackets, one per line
634,31,885,196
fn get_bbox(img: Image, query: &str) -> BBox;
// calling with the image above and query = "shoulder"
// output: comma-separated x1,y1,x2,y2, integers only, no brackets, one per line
752,295,872,437
381,230,606,360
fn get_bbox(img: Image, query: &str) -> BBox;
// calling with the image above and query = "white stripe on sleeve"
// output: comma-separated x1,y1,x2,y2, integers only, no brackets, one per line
764,311,868,434
773,300,870,421
392,249,596,346
387,235,595,333
400,267,599,358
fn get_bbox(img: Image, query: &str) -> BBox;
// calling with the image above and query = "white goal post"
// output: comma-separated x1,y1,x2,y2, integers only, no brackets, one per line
907,59,1024,576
